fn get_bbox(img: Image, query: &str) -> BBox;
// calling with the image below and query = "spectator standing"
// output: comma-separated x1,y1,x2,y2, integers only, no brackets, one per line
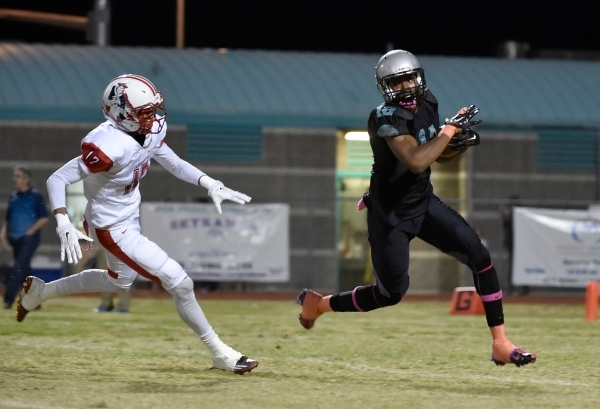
1,166,49,309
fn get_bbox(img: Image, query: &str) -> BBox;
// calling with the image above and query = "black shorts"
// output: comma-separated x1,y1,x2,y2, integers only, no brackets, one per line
367,194,484,296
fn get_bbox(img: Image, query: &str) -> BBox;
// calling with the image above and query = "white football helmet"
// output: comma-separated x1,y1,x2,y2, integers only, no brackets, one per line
375,50,427,109
102,74,166,134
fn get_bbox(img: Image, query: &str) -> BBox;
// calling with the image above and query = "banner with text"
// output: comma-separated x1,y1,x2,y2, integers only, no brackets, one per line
140,203,289,282
513,207,600,287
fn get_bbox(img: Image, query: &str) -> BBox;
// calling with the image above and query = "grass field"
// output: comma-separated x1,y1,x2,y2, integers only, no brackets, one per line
1,296,599,409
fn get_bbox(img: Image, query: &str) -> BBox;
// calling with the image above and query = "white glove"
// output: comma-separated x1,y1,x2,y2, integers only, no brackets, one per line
200,176,251,214
55,213,94,264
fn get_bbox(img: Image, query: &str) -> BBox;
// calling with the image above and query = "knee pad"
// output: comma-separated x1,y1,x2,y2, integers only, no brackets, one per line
374,290,402,307
450,226,492,272
467,242,492,272
376,275,409,305
354,284,403,311
102,269,134,291
156,258,187,291
168,275,193,296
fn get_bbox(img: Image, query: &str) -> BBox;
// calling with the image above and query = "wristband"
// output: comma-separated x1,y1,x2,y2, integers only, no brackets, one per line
440,124,459,138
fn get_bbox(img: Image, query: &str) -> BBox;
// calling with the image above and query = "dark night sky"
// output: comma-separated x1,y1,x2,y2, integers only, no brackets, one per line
1,0,600,58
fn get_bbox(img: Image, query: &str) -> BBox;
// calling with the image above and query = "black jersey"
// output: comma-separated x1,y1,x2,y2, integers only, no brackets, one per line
366,90,440,223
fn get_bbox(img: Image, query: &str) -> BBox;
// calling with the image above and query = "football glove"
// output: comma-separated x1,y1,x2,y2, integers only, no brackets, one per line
448,129,481,150
200,176,251,214
445,105,482,133
55,213,93,264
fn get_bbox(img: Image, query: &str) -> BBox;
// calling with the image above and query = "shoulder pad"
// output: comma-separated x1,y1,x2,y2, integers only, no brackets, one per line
376,103,413,120
80,124,125,173
81,142,114,173
423,90,438,109
375,103,396,118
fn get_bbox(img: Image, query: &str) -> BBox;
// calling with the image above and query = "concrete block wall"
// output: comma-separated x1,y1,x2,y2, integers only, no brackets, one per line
466,131,598,290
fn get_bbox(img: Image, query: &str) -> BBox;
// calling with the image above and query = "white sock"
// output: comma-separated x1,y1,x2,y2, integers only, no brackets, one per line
167,276,217,344
205,336,237,357
42,269,126,302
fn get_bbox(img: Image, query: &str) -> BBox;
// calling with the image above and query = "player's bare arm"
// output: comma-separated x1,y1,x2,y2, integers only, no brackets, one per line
436,145,469,163
386,123,459,173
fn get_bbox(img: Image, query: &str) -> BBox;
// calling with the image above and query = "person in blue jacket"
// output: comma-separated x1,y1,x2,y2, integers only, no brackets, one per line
1,166,49,309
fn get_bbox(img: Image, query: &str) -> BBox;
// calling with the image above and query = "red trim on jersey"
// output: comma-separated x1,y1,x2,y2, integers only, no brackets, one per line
107,269,118,279
158,139,164,148
95,228,161,286
81,142,114,173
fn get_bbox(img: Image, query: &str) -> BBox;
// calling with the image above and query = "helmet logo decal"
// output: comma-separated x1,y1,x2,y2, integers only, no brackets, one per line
107,83,129,113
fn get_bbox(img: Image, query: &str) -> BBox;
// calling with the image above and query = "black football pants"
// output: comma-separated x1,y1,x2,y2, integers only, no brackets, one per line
368,194,491,300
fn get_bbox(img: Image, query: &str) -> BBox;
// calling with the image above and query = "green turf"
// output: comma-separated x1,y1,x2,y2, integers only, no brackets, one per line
1,297,599,409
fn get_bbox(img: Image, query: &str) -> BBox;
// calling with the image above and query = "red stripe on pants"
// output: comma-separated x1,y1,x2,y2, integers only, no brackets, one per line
96,228,162,286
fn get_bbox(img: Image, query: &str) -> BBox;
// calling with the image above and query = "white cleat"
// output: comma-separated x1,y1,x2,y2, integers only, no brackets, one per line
16,276,45,322
207,338,258,375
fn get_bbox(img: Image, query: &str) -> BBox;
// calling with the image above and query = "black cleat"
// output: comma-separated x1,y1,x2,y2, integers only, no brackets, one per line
491,348,537,367
233,356,259,375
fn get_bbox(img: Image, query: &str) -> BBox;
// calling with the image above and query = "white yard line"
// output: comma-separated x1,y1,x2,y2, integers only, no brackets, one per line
0,400,70,409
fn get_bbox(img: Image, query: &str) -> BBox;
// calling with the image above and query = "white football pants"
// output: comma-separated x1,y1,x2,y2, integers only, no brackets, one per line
41,215,217,343
92,216,186,291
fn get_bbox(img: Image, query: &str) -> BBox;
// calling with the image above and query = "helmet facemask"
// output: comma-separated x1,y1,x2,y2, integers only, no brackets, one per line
130,97,166,135
377,68,426,110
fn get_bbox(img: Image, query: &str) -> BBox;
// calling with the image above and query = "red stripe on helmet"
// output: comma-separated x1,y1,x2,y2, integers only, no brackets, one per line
128,74,158,95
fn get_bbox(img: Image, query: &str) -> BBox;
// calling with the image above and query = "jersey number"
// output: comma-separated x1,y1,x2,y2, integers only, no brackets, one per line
124,161,149,195
85,151,100,164
428,124,436,139
81,142,113,173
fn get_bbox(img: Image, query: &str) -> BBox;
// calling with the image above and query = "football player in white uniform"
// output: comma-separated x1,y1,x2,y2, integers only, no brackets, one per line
15,74,258,375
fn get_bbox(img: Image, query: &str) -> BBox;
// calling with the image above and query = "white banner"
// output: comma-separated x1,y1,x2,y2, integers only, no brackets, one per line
513,207,600,287
140,202,289,282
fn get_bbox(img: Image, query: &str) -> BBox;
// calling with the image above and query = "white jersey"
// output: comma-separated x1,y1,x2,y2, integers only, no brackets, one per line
80,120,165,228
47,118,205,230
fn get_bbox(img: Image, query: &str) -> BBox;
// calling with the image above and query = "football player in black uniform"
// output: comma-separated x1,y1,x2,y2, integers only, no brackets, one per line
296,50,536,367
